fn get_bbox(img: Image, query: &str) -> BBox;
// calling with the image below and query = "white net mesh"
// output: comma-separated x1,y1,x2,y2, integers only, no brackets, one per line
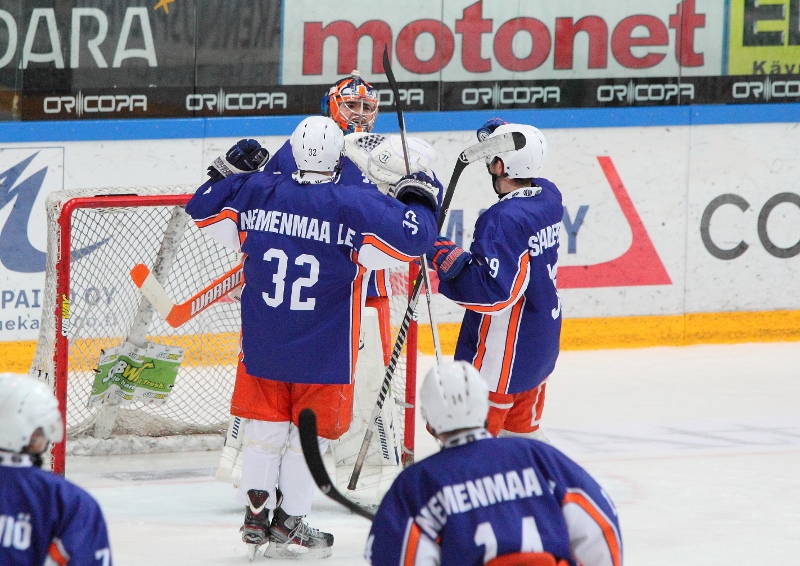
30,187,414,462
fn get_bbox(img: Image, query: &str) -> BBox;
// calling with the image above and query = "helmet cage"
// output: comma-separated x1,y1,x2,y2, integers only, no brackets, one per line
325,75,379,134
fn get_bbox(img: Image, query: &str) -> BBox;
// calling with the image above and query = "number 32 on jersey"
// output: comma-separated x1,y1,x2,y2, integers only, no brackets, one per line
261,248,319,310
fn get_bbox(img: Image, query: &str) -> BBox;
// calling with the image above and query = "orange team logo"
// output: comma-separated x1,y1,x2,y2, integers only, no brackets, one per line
153,0,176,14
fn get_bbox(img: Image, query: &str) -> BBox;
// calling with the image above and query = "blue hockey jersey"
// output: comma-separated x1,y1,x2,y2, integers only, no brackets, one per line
186,172,438,384
0,453,112,566
366,434,621,566
265,139,394,297
438,180,563,394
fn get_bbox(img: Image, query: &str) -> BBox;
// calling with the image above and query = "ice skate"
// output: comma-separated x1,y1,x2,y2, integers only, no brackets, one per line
241,489,270,561
263,506,334,559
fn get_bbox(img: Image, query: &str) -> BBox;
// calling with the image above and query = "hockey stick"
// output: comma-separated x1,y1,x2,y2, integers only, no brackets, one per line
130,261,243,328
382,44,444,365
298,408,376,521
347,130,527,490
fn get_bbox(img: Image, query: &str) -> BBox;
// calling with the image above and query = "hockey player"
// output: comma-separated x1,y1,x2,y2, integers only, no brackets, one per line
425,122,562,441
366,361,622,566
0,373,113,565
262,71,395,295
186,115,441,559
263,70,379,182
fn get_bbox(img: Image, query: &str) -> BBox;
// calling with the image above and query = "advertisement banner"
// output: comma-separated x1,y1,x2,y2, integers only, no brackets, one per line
0,147,63,340
88,340,184,407
728,0,800,76
6,1,800,118
282,0,725,85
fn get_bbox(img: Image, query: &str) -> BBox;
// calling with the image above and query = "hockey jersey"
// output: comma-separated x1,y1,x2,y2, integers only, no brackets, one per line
0,452,112,566
185,172,438,384
263,141,396,297
438,180,563,394
366,433,622,566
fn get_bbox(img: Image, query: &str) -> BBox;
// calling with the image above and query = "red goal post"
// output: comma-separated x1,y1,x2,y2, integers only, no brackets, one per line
29,187,417,475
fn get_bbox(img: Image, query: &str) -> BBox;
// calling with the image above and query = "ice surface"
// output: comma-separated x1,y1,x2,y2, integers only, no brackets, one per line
64,342,800,565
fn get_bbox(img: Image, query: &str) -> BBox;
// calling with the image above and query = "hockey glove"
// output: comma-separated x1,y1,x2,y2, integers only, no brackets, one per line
208,139,269,182
426,236,470,281
476,118,508,141
391,171,441,214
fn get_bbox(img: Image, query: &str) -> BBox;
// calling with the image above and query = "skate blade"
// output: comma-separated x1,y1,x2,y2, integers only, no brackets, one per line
246,543,262,561
263,542,332,560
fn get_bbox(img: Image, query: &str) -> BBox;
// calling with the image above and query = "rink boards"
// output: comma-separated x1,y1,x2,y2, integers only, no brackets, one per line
0,104,798,363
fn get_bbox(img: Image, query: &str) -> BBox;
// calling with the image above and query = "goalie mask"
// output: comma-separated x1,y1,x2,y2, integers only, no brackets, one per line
0,373,63,455
343,133,437,193
321,71,379,134
420,362,489,436
485,124,548,179
291,116,344,174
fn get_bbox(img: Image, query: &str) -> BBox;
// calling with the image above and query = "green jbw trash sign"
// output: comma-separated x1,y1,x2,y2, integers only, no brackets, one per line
89,341,185,408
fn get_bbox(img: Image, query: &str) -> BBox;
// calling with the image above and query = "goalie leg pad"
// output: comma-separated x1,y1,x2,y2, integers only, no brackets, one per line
331,307,403,509
216,415,248,486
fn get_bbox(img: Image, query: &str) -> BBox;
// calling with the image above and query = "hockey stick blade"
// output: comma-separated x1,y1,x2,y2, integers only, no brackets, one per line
298,409,376,522
130,261,243,328
460,130,526,165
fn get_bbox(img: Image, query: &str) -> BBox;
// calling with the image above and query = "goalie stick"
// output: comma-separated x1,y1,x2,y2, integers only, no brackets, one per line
298,408,376,521
130,261,243,328
382,44,443,365
347,129,527,490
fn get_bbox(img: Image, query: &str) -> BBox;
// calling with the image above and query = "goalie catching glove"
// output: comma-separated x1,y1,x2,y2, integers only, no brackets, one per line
343,133,437,193
391,171,441,214
208,139,269,181
426,236,470,281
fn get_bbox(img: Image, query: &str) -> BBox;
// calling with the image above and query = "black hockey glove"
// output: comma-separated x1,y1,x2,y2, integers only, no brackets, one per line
208,139,269,182
426,236,470,281
391,171,441,214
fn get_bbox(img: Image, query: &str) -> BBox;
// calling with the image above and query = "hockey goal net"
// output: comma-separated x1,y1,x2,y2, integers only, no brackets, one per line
30,187,417,475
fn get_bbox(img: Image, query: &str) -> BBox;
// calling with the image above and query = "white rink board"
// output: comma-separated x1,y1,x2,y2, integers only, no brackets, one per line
0,121,799,339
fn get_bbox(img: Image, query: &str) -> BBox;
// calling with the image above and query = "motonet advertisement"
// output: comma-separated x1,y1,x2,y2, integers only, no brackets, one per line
282,0,725,84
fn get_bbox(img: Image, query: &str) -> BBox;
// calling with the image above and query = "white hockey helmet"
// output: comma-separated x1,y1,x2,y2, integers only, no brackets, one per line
344,133,437,193
486,123,548,178
290,116,345,173
0,373,63,453
420,361,489,436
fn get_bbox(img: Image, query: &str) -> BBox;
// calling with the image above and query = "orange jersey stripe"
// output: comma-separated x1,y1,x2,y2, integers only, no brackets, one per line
375,270,388,296
462,253,530,314
47,540,69,566
362,234,417,262
402,521,423,566
496,298,525,394
563,491,622,566
350,250,366,382
473,315,492,370
194,208,238,228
